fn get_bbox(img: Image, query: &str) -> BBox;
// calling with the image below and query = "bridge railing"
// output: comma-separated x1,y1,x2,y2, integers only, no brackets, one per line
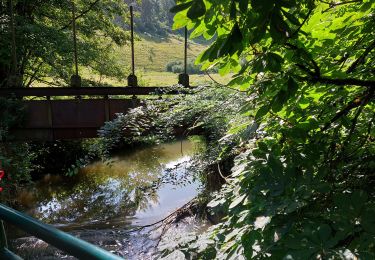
0,86,189,98
0,203,123,259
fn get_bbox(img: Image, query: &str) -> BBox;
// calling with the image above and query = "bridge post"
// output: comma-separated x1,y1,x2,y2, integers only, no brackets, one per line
178,27,189,87
128,5,138,87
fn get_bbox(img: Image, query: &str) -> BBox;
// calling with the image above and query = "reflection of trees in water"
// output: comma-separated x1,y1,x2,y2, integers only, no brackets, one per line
28,141,196,227
33,174,160,226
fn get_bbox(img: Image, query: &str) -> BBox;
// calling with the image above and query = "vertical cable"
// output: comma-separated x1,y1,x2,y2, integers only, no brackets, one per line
130,5,135,75
184,27,188,75
72,0,79,76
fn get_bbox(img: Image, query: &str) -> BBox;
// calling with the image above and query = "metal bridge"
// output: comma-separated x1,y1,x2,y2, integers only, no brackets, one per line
0,86,189,140
1,6,192,141
0,3,198,259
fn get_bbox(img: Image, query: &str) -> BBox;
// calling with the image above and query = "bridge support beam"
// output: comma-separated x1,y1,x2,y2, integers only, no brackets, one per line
128,74,138,87
178,73,189,87
70,74,81,88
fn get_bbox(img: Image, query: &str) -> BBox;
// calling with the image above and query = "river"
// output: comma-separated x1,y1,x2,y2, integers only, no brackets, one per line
10,139,206,259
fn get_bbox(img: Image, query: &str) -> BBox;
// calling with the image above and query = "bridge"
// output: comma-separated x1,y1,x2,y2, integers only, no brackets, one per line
1,6,193,141
0,86,189,141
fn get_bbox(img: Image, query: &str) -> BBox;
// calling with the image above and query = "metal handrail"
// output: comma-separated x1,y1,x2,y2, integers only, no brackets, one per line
0,86,194,98
0,203,123,259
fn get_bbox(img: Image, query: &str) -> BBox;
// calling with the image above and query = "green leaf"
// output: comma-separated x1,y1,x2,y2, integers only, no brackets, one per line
278,0,297,8
282,9,300,26
287,76,298,97
242,230,261,259
229,194,247,209
317,224,331,242
351,190,368,211
230,0,237,19
170,1,193,13
239,0,249,13
266,52,284,72
219,23,243,56
255,105,270,120
271,90,288,112
258,141,268,151
249,25,267,44
269,11,289,42
251,0,275,12
187,0,206,20
362,208,375,234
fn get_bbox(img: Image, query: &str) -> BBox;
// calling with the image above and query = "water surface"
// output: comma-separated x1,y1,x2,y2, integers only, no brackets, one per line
12,139,204,259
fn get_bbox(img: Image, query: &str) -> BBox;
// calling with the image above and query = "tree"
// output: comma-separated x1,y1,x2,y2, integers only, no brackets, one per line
0,0,130,87
130,0,176,36
164,0,375,258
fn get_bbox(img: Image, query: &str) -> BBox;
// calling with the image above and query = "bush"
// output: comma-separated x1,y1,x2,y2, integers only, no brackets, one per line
0,97,25,142
166,59,203,74
0,98,32,200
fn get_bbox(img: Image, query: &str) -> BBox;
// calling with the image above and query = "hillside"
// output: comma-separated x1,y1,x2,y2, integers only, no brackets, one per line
118,34,206,72
83,34,232,87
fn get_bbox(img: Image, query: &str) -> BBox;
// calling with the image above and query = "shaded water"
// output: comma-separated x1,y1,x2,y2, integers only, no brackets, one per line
11,140,205,259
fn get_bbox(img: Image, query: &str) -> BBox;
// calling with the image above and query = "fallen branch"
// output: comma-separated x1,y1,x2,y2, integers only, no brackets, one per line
124,198,198,234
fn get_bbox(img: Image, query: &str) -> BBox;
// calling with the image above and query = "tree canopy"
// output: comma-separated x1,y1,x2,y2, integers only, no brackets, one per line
164,0,375,258
0,0,130,87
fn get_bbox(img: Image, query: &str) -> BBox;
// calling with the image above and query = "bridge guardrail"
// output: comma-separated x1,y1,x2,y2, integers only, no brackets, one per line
0,86,194,98
0,203,123,259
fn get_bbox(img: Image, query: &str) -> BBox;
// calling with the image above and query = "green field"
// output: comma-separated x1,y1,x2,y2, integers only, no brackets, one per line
119,34,205,72
35,34,232,87
83,34,232,87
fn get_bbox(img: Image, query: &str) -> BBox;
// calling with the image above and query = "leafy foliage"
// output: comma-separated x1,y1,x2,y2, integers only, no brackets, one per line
166,59,201,74
0,97,25,141
0,98,32,199
163,0,375,259
0,0,130,87
131,0,176,36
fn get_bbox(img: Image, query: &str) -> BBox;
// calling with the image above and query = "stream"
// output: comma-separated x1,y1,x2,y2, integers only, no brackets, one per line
10,139,206,259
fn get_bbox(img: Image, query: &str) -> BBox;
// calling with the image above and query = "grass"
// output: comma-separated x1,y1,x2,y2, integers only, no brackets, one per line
36,34,233,87
117,33,206,72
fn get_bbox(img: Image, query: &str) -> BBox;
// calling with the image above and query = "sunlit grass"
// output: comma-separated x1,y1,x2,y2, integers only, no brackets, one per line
34,34,233,87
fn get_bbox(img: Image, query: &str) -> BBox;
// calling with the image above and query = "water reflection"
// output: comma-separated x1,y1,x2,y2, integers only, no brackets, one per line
20,140,201,231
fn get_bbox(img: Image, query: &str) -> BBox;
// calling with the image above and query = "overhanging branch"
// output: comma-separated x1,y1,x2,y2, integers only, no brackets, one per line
309,76,375,88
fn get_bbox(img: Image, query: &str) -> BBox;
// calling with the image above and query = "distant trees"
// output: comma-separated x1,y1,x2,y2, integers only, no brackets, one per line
130,0,176,36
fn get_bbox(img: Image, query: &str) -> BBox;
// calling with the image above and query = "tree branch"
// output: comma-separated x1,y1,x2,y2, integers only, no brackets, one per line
322,88,374,131
59,0,101,31
346,39,375,74
311,76,375,88
320,0,362,13
290,9,313,38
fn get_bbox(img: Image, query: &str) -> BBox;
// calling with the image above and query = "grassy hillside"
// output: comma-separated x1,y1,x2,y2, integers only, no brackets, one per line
118,34,206,72
38,34,232,87
86,33,232,87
